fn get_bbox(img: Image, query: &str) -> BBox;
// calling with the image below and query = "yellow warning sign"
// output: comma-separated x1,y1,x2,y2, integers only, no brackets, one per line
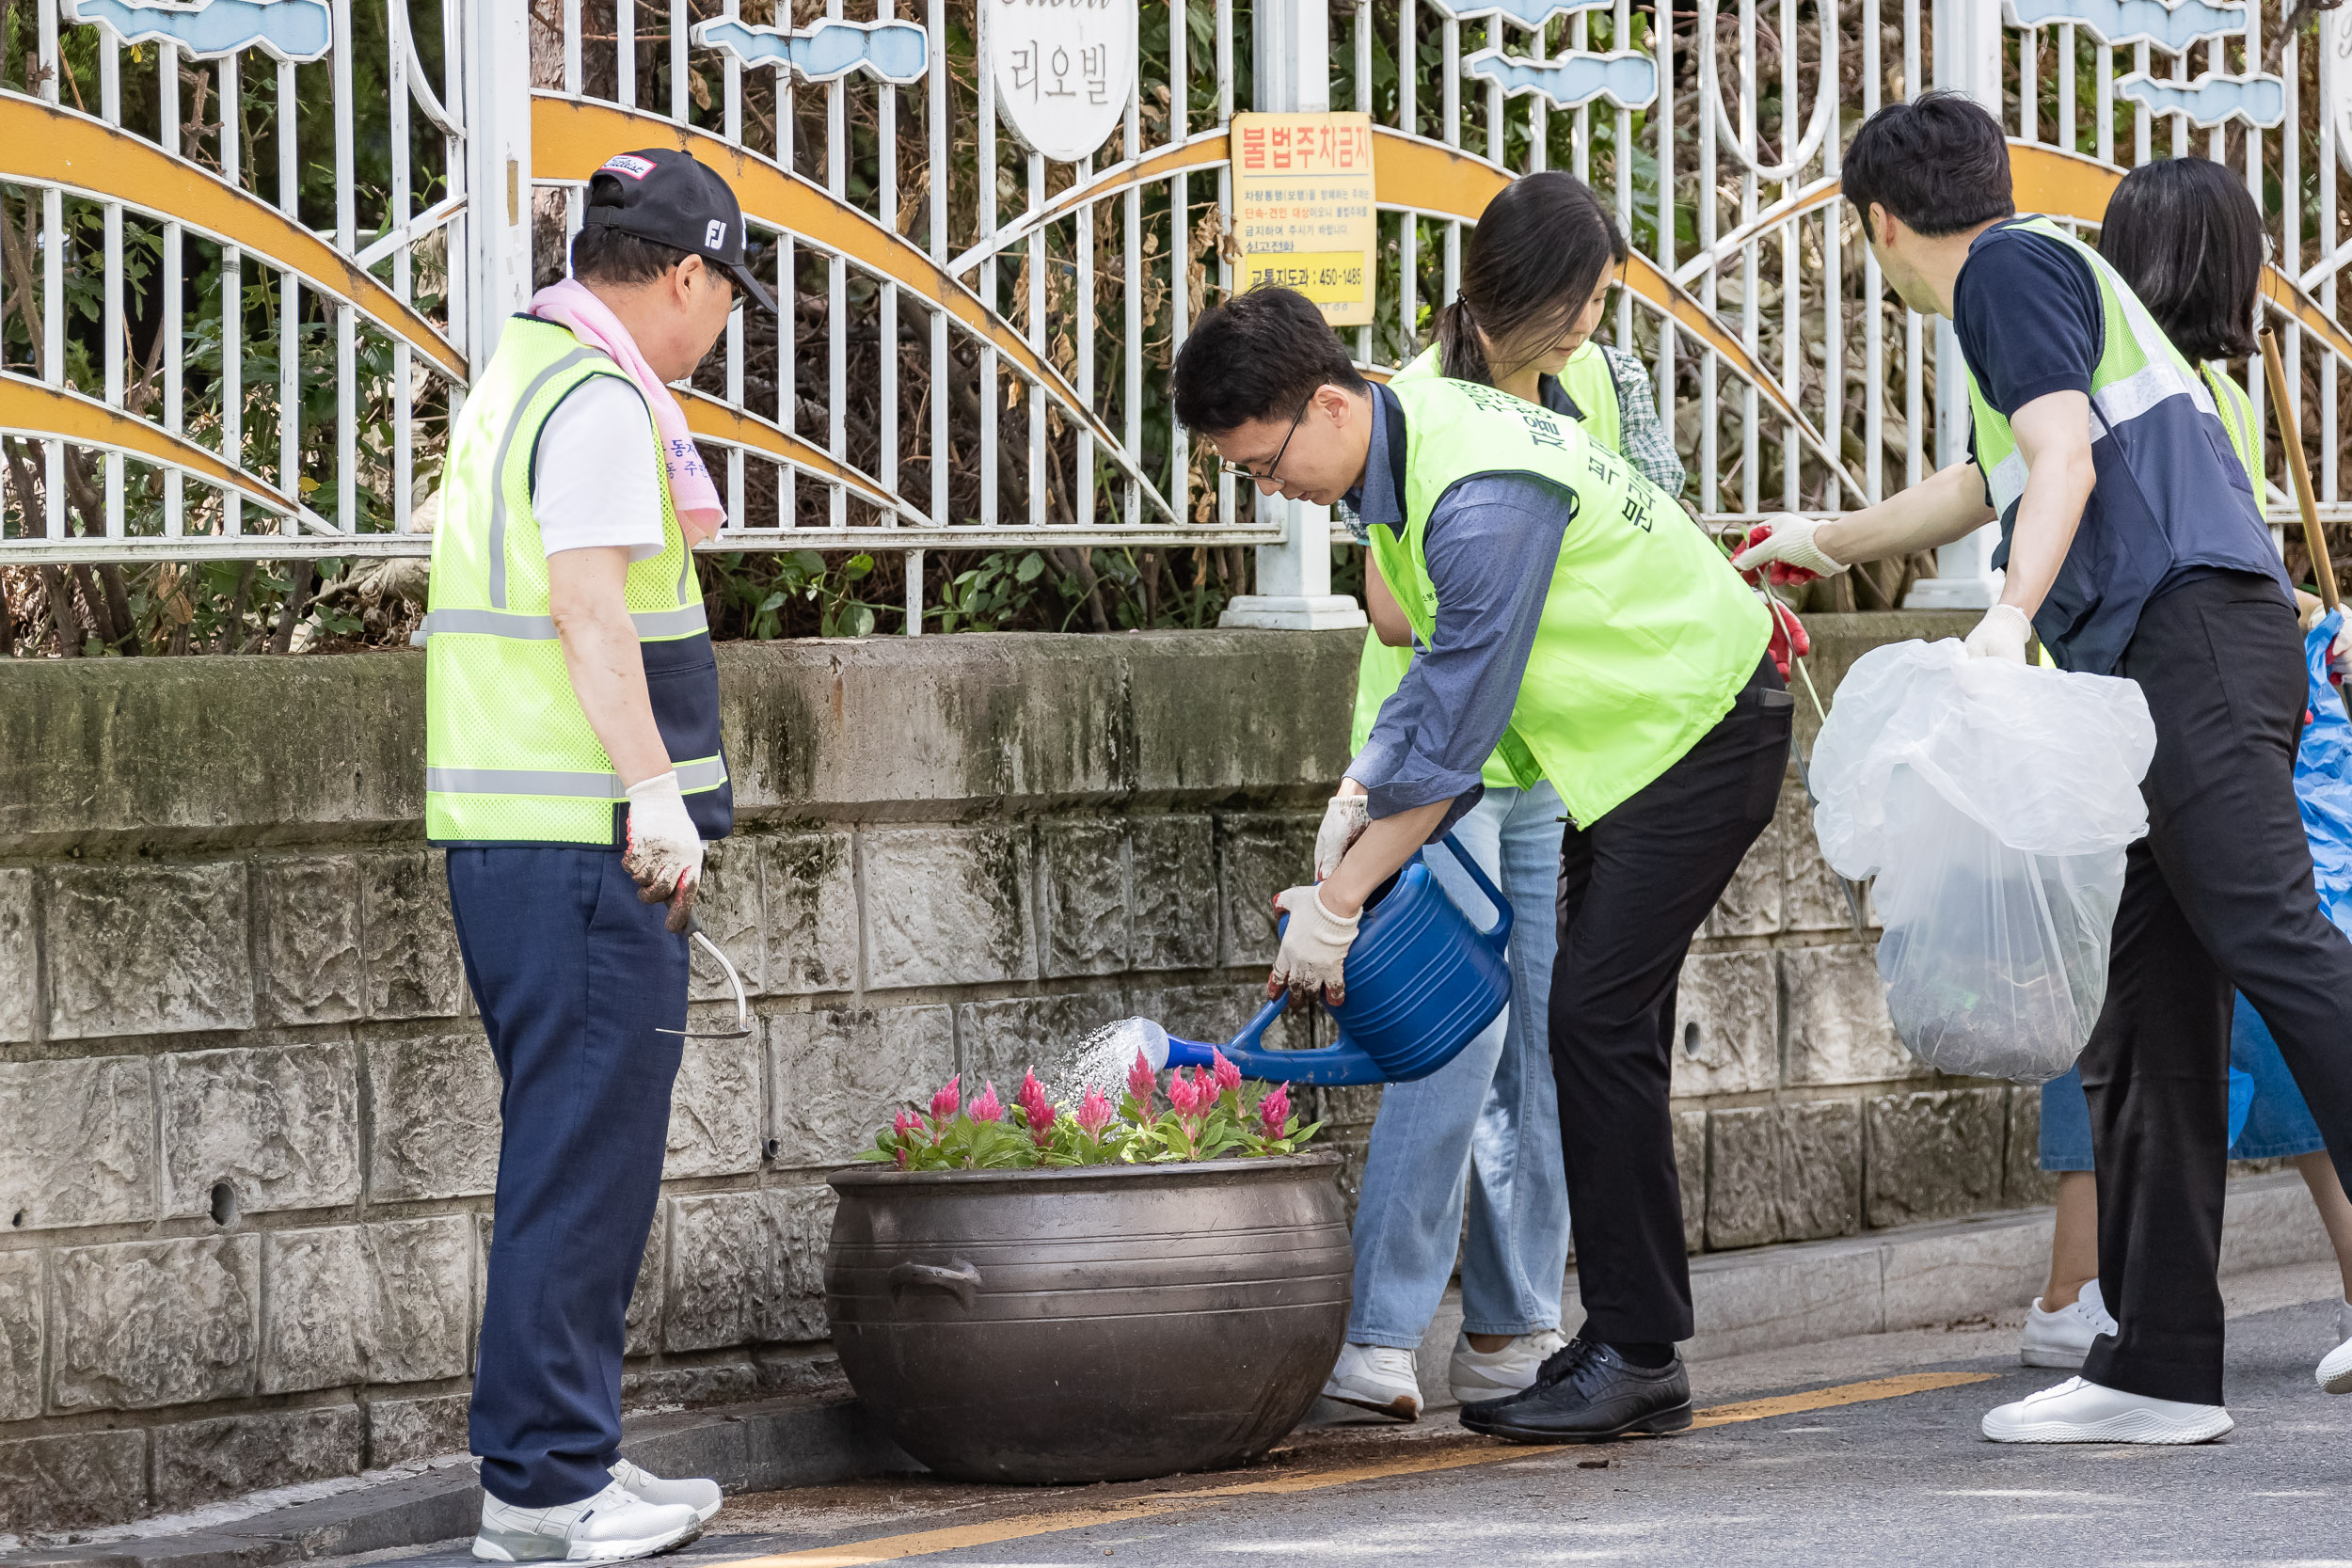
1232,112,1377,327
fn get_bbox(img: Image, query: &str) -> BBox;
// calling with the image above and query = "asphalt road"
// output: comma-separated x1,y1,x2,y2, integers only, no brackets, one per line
384,1265,2352,1567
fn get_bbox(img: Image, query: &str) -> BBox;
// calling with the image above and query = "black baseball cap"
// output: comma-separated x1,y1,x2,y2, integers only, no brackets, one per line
582,148,776,312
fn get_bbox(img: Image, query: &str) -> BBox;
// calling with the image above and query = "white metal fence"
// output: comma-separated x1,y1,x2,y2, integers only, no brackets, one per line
5,0,2352,623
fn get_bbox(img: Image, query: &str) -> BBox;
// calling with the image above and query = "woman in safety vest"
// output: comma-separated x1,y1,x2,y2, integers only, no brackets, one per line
2020,155,2352,1383
1322,172,1692,1423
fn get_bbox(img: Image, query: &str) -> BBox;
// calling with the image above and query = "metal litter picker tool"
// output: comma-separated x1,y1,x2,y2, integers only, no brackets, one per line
657,912,754,1040
1760,580,1871,939
2259,321,2348,716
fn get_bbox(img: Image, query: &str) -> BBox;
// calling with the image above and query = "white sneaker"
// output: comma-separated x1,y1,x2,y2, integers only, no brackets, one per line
2315,1297,2352,1394
1980,1376,2233,1445
1447,1328,1569,1405
473,1481,703,1561
1321,1342,1422,1420
2019,1279,2119,1370
610,1458,723,1525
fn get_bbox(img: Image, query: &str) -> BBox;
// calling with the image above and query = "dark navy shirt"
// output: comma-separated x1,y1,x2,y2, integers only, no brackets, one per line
1953,219,2286,673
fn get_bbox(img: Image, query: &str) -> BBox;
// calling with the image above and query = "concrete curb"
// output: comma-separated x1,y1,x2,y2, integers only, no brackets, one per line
14,1174,2328,1568
0,1397,910,1568
1374,1170,2331,1416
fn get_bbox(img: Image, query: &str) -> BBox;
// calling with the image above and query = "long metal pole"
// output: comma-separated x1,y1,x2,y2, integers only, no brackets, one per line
2261,322,2339,611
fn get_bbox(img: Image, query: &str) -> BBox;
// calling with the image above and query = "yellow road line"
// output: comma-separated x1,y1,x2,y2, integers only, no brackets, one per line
1690,1370,1999,1429
713,1369,2002,1566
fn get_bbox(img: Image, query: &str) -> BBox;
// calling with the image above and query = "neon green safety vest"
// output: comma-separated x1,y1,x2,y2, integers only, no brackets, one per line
1364,374,1771,826
2201,361,2262,494
1352,342,1625,787
1962,215,2285,671
423,316,730,847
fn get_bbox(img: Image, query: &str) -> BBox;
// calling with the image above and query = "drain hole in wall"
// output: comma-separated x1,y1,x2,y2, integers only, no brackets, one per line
8,1212,21,1228
209,1183,239,1227
1682,1022,1701,1057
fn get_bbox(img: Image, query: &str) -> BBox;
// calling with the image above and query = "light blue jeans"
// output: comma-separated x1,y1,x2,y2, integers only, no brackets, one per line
1345,781,1572,1348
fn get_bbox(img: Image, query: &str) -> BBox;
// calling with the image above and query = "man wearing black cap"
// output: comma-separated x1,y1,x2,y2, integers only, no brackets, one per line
421,148,770,1562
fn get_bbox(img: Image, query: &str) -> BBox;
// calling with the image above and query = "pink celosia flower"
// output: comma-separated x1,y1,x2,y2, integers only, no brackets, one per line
1211,1049,1243,1099
969,1080,1005,1122
893,1109,922,1141
1167,1068,1203,1118
1017,1069,1056,1146
930,1074,961,1125
1075,1086,1117,1138
1258,1083,1292,1141
893,1144,910,1169
1127,1050,1157,1116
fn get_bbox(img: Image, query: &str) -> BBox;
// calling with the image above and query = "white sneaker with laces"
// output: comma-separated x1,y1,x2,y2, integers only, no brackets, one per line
1321,1342,1422,1420
610,1458,723,1525
1447,1328,1569,1406
472,1481,703,1562
2314,1297,2352,1394
2019,1279,2118,1370
1980,1376,2232,1445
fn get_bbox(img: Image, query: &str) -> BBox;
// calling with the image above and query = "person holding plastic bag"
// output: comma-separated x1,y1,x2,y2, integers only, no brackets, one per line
1735,98,2352,1444
2013,158,2352,1380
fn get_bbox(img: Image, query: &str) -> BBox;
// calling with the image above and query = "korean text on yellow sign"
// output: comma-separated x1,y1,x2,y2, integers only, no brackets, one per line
1232,112,1377,327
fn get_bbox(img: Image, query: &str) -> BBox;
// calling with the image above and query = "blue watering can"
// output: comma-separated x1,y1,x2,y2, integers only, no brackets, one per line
1154,834,1515,1086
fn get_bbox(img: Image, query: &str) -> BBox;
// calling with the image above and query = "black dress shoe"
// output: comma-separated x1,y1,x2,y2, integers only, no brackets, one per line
1457,1337,1692,1444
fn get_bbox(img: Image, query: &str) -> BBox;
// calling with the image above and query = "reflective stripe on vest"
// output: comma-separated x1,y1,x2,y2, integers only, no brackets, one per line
417,603,711,641
1966,216,2217,518
424,317,730,847
424,754,728,800
1368,375,1770,827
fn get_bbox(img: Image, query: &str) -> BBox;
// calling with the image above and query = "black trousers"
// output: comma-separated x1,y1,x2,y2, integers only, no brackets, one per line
1550,657,1792,1344
2080,571,2352,1406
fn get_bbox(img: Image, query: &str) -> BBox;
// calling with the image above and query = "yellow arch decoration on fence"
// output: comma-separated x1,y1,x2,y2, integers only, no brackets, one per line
0,96,467,382
532,93,1176,523
0,372,303,522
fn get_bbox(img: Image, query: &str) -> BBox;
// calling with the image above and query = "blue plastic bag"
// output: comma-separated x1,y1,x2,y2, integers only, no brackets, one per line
2226,610,2352,1150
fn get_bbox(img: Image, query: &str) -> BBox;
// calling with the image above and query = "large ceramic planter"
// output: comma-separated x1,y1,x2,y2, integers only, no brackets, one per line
824,1150,1352,1484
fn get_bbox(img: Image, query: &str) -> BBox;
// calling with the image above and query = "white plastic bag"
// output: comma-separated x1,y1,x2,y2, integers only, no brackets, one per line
1811,640,2156,1083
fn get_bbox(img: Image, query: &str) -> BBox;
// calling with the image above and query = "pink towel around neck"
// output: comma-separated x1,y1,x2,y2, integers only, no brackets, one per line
529,277,724,544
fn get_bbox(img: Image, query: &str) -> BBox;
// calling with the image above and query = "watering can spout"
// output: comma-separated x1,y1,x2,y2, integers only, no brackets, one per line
1162,997,1386,1085
1158,834,1518,1088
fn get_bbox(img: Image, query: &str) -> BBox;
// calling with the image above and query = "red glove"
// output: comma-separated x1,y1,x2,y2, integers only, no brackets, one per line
1763,597,1810,680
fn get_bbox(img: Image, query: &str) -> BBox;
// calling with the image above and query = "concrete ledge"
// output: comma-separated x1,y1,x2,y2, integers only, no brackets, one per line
0,1394,910,1568
0,630,1368,854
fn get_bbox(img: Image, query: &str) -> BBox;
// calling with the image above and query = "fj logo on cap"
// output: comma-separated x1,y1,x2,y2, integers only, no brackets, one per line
599,153,658,180
706,219,728,249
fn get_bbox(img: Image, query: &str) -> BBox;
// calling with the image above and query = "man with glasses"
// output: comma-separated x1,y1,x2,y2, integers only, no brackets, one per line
1172,286,1789,1442
422,148,773,1560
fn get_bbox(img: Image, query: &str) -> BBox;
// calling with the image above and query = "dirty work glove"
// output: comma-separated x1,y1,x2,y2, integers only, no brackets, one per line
1268,885,1360,1007
1963,603,2033,664
1731,514,1847,586
623,770,703,933
1314,792,1372,881
1761,595,1810,679
2309,595,2352,685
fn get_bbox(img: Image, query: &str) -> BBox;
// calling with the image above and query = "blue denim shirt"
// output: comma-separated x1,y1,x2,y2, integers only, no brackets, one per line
1344,383,1576,833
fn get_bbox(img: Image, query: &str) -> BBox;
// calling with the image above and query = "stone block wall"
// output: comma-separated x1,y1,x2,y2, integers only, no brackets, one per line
0,614,2041,1537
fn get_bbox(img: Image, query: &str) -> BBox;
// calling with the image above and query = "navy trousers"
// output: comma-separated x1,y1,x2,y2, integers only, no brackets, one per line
448,847,687,1507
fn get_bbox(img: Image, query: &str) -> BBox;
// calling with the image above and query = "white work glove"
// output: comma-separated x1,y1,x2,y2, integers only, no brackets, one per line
1314,791,1371,881
1268,884,1360,1006
1729,513,1848,583
1963,603,2033,663
622,770,704,933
